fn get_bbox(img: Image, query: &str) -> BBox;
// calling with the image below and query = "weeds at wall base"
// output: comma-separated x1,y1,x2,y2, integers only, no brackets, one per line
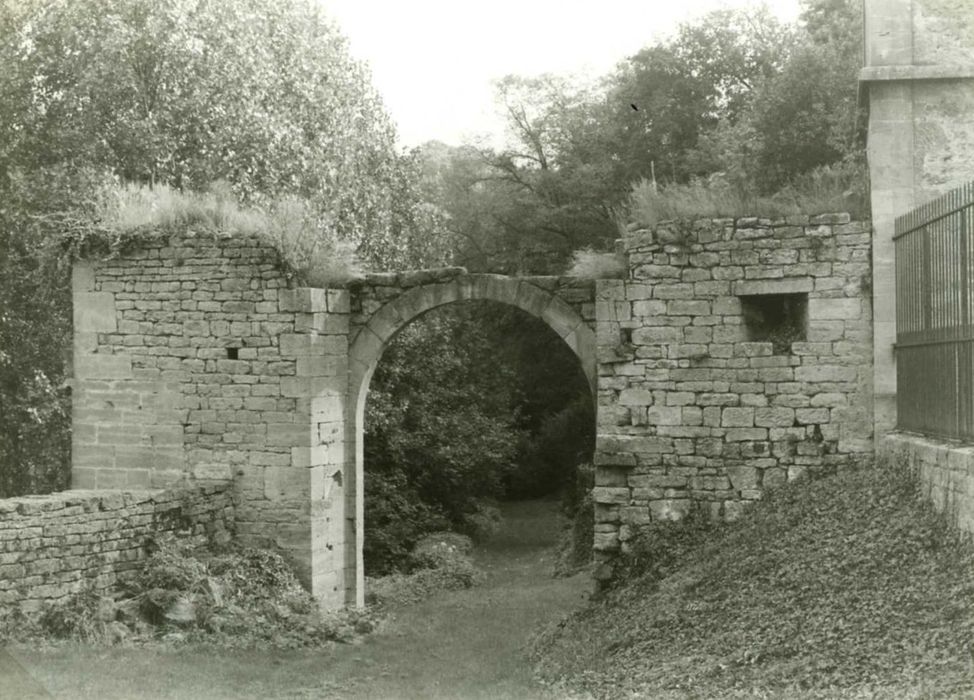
0,539,379,650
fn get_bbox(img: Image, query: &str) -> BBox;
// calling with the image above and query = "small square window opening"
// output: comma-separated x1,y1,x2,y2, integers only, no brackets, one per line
739,293,807,355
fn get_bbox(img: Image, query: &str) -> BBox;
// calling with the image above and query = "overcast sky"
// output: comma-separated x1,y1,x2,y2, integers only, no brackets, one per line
319,0,803,149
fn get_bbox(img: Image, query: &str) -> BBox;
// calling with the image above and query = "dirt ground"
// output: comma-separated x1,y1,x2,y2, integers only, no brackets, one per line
1,499,591,700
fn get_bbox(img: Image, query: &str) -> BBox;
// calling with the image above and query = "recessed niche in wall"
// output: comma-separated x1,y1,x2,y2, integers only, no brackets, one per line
226,347,239,360
739,293,807,354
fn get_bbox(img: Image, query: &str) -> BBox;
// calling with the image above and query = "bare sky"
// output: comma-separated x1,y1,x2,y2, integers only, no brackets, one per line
319,0,803,149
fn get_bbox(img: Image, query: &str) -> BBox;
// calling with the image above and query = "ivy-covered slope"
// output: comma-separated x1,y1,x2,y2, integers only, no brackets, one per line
532,461,974,699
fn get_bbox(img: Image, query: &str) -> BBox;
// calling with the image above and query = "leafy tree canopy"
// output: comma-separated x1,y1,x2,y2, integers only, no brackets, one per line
0,0,447,267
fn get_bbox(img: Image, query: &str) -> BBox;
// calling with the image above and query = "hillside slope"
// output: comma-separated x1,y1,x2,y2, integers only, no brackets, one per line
532,462,974,699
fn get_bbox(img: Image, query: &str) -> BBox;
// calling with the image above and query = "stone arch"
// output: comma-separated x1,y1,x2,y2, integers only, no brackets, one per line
345,274,597,606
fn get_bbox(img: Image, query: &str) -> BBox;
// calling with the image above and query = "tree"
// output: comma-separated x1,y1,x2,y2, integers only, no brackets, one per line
415,77,621,276
0,0,425,261
744,0,865,189
606,7,794,188
0,0,434,496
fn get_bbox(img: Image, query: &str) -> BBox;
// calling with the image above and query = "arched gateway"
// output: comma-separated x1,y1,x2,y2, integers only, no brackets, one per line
66,220,873,614
345,273,597,606
69,234,597,611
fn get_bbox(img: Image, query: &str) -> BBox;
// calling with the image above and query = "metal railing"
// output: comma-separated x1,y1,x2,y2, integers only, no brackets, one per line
895,181,974,440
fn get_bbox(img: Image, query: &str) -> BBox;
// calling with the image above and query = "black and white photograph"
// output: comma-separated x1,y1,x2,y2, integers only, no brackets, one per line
2,0,974,697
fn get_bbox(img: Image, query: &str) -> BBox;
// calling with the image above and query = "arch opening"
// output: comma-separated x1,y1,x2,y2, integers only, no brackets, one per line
346,275,597,606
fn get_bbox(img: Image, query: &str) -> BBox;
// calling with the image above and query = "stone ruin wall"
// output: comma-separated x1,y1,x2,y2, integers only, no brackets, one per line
71,231,352,607
593,215,874,561
0,215,876,611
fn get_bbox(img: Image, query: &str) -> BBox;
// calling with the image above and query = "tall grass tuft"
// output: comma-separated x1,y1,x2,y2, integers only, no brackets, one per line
626,160,868,230
101,182,363,286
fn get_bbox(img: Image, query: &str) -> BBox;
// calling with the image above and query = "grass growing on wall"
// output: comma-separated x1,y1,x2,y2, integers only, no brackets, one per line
627,160,869,230
531,458,974,698
100,183,364,286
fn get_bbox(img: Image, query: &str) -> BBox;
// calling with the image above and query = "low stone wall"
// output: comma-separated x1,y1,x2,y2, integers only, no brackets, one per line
880,432,974,535
0,485,233,613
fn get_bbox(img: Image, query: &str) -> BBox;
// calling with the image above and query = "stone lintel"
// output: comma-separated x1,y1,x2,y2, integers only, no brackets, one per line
733,278,813,297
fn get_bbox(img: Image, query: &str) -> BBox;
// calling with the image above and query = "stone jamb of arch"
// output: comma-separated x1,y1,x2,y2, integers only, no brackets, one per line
345,273,597,606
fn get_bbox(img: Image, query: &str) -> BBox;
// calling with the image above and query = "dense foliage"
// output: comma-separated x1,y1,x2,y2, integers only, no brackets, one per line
363,302,591,575
532,460,974,698
418,0,865,274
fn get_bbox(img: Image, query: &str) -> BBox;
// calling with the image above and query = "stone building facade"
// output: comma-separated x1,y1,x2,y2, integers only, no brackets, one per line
863,0,974,439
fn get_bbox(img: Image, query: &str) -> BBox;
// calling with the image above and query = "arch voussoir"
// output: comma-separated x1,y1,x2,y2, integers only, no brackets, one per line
514,280,555,318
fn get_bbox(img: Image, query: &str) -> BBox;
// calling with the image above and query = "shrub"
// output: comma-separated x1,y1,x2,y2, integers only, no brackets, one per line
507,396,595,499
410,531,474,570
457,502,503,543
366,535,483,608
6,540,379,648
0,165,109,498
364,471,450,576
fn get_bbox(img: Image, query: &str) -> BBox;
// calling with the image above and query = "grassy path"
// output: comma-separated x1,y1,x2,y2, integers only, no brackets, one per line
3,499,591,700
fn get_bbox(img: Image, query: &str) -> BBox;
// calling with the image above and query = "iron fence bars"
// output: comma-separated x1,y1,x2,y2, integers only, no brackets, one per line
894,181,974,440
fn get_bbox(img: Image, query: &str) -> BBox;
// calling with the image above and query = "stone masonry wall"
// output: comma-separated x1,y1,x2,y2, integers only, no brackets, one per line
0,486,232,613
880,432,974,536
72,230,351,606
349,269,596,343
593,215,874,559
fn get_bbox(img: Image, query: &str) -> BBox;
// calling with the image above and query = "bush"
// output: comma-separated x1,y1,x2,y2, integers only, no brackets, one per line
366,534,484,608
0,166,108,498
456,501,503,543
364,471,450,576
410,531,474,570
